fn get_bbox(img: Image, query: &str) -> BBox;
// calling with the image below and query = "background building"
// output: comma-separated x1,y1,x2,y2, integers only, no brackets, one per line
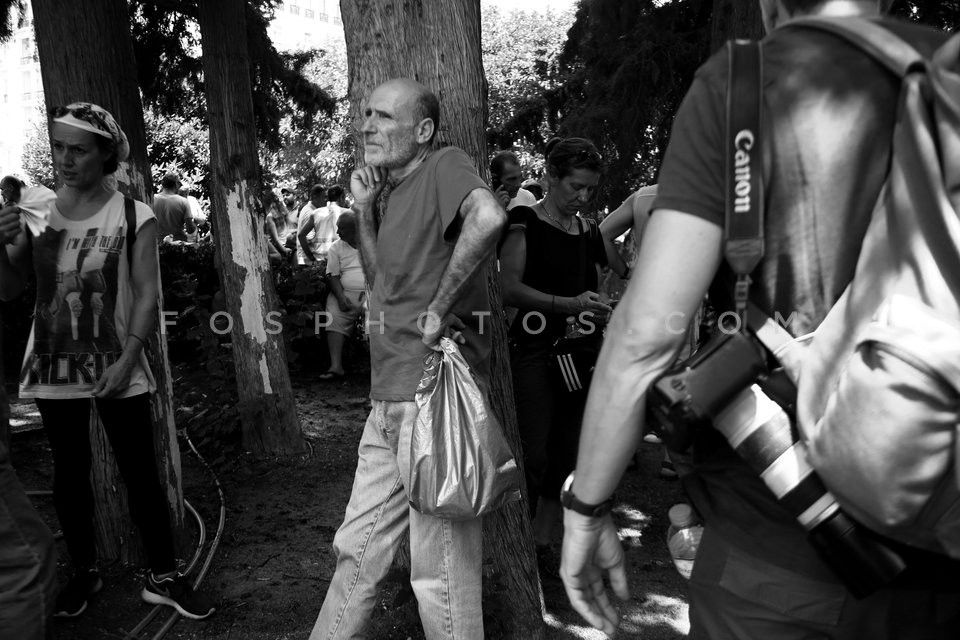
0,3,42,179
267,0,345,51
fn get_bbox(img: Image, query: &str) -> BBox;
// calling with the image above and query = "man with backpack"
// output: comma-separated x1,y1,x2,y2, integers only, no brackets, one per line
558,1,960,638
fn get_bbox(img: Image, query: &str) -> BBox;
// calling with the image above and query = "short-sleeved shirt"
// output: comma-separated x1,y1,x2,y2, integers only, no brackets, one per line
505,206,608,344
652,18,949,579
369,146,491,401
507,187,538,210
20,192,157,399
326,239,365,292
152,193,191,241
296,202,319,265
312,203,343,261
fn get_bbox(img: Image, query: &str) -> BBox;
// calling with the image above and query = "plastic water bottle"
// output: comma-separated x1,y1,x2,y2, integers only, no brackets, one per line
666,503,703,580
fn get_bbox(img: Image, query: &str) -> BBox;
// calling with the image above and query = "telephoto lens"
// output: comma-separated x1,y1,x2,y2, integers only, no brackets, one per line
712,373,906,597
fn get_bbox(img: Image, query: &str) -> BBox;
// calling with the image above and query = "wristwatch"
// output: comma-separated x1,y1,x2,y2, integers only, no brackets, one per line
560,471,615,518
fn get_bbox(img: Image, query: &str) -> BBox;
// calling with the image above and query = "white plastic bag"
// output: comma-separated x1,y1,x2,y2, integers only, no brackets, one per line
409,338,521,519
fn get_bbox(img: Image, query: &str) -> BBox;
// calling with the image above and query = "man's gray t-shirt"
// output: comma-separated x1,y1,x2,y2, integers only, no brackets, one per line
369,146,492,401
153,193,191,241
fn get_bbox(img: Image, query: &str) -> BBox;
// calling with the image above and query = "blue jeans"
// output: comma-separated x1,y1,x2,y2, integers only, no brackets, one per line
310,401,483,640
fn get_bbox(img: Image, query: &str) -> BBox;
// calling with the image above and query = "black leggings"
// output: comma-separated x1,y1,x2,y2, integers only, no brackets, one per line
36,394,176,574
511,343,587,512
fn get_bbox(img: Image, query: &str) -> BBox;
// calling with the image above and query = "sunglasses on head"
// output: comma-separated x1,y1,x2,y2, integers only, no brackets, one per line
50,104,111,133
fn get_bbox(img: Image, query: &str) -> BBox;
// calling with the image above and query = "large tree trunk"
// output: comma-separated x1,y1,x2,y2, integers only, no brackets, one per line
196,0,304,456
31,0,183,564
711,0,764,51
341,1,544,636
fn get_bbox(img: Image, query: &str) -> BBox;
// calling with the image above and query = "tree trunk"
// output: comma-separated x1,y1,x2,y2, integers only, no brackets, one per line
31,0,183,565
711,0,764,52
196,0,304,456
341,1,544,636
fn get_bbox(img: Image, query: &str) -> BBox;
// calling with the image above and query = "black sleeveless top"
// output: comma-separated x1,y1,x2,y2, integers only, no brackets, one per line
505,205,607,344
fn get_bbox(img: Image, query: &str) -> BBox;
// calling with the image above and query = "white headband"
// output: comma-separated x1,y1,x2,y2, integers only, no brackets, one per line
52,112,114,139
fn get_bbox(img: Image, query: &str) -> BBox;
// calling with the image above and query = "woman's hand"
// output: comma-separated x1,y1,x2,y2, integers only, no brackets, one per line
93,356,136,398
572,291,613,316
0,206,21,244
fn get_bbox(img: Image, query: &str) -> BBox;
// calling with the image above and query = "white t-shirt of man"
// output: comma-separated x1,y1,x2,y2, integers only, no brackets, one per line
312,203,343,261
296,201,319,265
507,187,538,210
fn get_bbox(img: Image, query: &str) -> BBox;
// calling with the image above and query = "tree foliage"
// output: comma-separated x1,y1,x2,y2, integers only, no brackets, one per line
891,0,960,29
554,0,713,208
128,0,335,150
260,44,352,196
144,108,210,196
0,0,22,41
481,1,574,168
552,0,960,210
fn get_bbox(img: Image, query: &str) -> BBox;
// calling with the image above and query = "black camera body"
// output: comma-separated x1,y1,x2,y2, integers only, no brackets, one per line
649,329,767,452
648,325,906,597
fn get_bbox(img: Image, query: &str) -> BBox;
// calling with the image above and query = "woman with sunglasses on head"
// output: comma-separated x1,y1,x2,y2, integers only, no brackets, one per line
0,102,214,621
499,137,627,575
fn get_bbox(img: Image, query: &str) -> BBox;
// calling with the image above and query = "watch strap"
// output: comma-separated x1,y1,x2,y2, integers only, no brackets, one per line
560,472,615,518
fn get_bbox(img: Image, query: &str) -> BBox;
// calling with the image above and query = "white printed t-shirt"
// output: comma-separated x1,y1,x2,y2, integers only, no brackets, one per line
19,192,157,399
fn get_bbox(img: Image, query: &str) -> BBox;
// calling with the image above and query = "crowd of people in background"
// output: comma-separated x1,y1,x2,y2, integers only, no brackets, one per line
4,2,960,639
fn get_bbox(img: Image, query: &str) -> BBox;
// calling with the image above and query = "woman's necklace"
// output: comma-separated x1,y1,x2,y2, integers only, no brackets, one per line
541,200,573,233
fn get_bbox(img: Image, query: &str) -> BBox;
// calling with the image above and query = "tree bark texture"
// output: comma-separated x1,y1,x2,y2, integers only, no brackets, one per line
31,0,183,565
711,0,764,52
341,1,544,636
196,0,304,456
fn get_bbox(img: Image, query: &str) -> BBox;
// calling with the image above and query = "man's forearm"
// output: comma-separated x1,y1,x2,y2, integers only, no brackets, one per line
354,203,379,285
427,190,505,320
297,234,314,261
573,304,685,504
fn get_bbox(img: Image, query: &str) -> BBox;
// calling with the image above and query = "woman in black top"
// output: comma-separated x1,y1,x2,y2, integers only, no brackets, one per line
499,137,626,565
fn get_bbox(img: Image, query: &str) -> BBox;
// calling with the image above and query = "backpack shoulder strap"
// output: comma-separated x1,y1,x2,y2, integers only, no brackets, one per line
934,31,960,69
787,17,925,77
124,196,136,270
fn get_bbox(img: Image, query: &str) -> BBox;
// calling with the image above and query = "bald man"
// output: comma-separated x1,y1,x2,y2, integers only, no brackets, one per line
310,78,506,640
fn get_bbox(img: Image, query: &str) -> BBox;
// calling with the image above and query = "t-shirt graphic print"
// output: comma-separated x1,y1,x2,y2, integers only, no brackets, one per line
19,192,156,399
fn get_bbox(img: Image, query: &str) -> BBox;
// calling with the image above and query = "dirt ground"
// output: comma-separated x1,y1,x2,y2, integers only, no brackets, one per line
9,367,691,640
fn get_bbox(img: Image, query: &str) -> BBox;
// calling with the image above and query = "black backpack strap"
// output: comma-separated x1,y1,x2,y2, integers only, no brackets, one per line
788,17,923,78
725,40,765,330
124,196,136,270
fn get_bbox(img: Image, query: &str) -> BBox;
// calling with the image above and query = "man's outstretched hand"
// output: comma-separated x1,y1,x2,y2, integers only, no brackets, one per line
560,510,630,638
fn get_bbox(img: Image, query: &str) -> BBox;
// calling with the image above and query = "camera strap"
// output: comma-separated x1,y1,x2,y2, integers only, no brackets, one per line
725,40,765,331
